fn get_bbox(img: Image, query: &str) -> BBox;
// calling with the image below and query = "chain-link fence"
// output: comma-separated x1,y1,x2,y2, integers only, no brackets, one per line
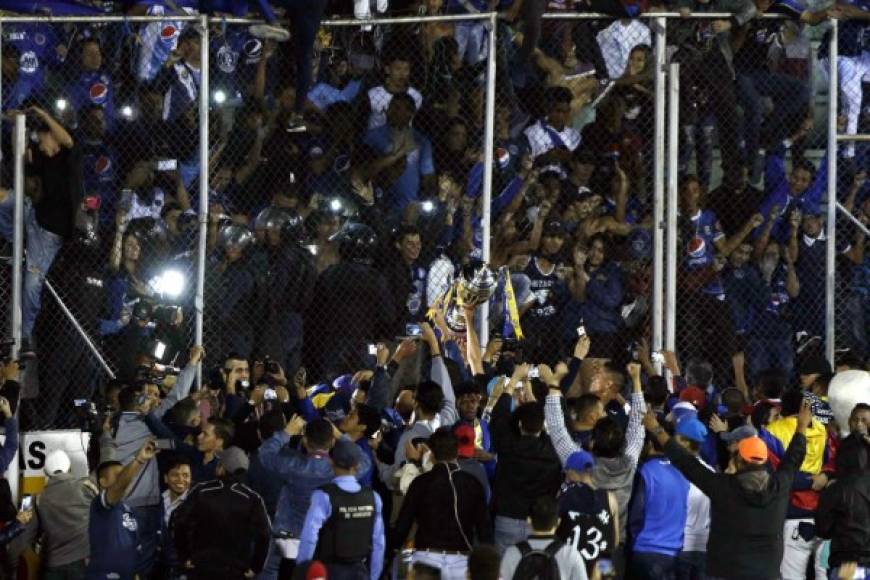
0,6,865,429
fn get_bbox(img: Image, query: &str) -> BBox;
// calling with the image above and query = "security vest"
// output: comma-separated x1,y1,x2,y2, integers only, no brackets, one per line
315,484,376,564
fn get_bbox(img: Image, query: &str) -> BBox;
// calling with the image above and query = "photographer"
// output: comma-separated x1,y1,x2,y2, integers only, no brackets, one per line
0,105,78,357
99,344,203,577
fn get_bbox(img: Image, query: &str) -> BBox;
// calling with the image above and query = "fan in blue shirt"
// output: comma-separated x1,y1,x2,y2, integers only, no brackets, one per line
88,440,157,580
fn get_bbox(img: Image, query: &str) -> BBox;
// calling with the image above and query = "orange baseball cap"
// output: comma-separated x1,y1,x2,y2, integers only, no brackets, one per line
738,436,768,465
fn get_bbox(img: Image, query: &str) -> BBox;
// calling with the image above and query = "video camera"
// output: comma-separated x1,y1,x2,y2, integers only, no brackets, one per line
1,339,26,371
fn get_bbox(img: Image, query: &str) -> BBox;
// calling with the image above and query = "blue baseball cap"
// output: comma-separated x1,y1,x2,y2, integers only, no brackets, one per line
565,450,595,473
675,417,709,443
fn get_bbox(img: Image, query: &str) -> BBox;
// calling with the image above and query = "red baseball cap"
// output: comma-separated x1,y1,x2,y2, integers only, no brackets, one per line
679,386,707,411
454,424,475,459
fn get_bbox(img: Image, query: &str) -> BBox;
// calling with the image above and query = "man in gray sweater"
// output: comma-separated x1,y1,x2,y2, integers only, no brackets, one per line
99,345,203,576
34,450,98,579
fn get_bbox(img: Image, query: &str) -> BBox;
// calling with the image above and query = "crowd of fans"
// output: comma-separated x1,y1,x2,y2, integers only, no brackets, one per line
0,311,868,579
0,0,865,435
0,0,867,578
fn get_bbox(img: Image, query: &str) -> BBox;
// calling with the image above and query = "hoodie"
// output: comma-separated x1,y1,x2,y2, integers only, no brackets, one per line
545,392,646,539
816,434,870,567
664,431,806,579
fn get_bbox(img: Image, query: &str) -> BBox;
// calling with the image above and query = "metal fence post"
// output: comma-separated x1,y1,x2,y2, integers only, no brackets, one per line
11,114,25,359
652,17,667,366
195,14,209,382
8,113,25,503
479,12,497,349
666,62,679,357
825,18,838,366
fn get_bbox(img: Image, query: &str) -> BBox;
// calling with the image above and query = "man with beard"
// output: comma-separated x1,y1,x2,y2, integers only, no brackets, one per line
724,242,799,381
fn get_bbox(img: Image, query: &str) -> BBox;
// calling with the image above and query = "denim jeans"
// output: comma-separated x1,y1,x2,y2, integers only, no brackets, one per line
131,505,162,577
412,552,469,580
0,190,64,339
746,335,795,382
630,552,678,580
281,0,329,114
736,70,809,164
494,516,531,555
454,21,488,66
676,550,707,580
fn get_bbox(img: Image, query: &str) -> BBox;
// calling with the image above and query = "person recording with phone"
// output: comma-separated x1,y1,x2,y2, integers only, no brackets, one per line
99,344,203,577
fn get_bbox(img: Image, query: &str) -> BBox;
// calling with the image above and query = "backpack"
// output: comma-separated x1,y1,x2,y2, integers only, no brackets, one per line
512,539,563,580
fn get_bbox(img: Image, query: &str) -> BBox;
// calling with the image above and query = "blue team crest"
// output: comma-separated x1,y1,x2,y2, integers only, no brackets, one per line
216,45,237,73
121,512,138,532
19,51,39,74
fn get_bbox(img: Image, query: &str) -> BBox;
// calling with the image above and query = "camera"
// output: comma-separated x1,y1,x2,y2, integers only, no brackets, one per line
263,356,280,374
73,399,101,432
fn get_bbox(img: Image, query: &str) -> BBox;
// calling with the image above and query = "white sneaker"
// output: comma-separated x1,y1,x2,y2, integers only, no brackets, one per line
249,24,290,42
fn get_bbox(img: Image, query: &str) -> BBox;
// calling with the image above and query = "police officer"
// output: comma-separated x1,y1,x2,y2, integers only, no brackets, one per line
205,223,256,359
305,222,396,380
297,439,385,580
257,211,317,378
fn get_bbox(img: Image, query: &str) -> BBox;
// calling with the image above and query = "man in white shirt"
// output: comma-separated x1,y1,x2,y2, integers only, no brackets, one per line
596,19,651,79
523,86,581,168
672,417,714,579
367,53,423,130
159,455,192,577
500,496,588,580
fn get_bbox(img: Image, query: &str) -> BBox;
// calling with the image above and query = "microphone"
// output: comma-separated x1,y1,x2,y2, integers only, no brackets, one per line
306,561,328,580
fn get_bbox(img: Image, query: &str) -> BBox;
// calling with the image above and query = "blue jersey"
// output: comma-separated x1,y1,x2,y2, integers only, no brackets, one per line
212,28,263,102
79,137,118,225
87,491,141,579
3,23,60,105
68,70,115,122
821,0,870,57
135,3,196,83
160,60,201,121
683,209,726,296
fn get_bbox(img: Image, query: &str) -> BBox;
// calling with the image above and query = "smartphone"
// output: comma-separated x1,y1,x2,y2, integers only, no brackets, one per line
368,344,378,356
576,325,586,337
405,323,422,337
19,495,32,511
83,195,101,211
528,366,540,379
264,388,278,401
153,341,167,360
155,439,175,451
74,399,88,407
156,159,177,171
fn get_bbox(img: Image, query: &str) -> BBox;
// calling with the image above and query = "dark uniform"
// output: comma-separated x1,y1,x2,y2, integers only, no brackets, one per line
314,483,377,579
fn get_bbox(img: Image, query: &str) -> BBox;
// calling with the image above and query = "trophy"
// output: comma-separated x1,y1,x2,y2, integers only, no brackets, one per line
445,263,499,334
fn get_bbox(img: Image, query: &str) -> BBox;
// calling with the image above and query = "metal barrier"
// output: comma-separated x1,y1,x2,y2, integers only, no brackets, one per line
0,8,865,427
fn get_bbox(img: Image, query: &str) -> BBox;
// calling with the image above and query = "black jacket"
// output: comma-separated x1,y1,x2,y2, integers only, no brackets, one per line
391,462,492,553
816,434,870,567
171,476,271,576
490,395,563,520
664,432,807,579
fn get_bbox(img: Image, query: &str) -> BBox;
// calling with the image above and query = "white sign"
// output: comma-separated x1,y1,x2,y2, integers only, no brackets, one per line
20,430,91,479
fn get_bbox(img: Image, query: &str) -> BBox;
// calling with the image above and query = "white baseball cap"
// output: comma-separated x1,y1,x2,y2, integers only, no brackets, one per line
44,450,71,477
